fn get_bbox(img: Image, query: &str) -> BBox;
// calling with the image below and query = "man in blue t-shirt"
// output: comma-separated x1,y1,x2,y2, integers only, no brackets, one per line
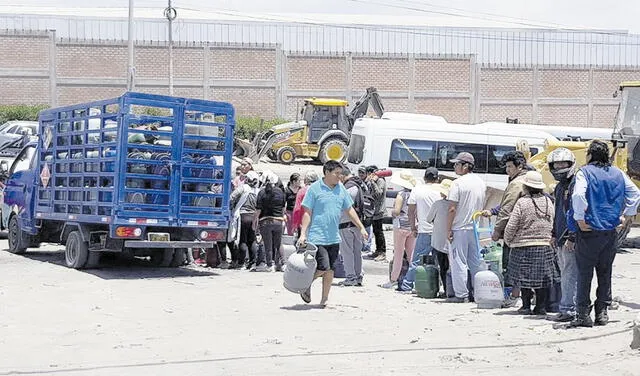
299,160,368,307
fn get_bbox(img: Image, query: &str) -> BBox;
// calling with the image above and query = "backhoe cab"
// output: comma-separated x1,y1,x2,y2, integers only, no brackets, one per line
614,82,640,179
236,87,384,164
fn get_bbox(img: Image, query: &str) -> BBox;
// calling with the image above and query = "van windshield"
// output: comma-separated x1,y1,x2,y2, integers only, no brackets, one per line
347,134,365,164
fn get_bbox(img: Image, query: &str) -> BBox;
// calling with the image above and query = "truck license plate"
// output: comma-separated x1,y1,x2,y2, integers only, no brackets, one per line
148,233,170,242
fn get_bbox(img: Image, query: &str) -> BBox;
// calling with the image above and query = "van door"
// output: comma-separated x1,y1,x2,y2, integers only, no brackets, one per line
4,145,37,232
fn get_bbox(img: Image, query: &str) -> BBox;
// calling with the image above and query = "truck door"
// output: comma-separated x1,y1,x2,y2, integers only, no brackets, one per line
4,145,37,232
309,106,337,143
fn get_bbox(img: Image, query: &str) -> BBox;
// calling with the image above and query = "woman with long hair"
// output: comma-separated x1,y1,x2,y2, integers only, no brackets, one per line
284,173,301,236
254,171,287,272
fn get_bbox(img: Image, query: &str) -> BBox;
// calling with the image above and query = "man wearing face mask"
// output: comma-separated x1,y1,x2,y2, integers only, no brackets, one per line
546,148,578,322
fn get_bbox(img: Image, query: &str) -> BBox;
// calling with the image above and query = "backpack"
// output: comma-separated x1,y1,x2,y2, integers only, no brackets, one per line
345,177,376,224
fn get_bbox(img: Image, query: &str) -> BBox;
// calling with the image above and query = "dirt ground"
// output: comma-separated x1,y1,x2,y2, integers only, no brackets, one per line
2,227,640,376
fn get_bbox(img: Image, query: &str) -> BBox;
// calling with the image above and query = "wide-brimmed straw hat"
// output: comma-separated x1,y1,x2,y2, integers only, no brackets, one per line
522,171,546,190
433,179,453,197
390,170,417,190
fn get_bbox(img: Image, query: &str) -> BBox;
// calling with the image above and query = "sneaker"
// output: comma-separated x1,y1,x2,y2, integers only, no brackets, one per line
548,312,575,322
245,262,255,270
569,314,594,328
595,310,609,326
446,296,469,303
340,279,359,287
379,281,398,289
532,308,547,317
300,288,311,303
374,254,387,262
363,252,380,260
502,296,520,309
254,263,271,272
219,261,230,269
517,307,532,315
357,278,363,286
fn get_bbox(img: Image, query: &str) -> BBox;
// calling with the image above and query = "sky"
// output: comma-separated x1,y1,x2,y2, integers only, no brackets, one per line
0,0,638,33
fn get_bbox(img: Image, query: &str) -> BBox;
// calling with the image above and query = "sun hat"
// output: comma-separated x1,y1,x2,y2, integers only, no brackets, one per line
433,179,453,196
390,170,417,190
522,171,546,190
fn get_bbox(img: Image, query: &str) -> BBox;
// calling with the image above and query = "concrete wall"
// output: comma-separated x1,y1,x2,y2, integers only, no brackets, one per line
1,30,639,128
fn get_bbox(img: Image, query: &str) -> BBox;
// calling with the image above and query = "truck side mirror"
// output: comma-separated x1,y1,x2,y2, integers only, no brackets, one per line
0,160,9,176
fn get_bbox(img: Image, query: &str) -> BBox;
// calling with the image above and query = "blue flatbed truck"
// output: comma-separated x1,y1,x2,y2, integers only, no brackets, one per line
1,92,234,269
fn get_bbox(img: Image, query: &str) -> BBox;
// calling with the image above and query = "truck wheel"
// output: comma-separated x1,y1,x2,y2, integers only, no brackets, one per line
277,146,296,164
150,249,174,267
8,216,27,254
65,231,89,269
170,248,188,267
319,139,347,164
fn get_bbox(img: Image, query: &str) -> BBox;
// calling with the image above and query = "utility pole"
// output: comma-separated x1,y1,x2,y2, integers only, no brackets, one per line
127,0,135,91
165,1,177,95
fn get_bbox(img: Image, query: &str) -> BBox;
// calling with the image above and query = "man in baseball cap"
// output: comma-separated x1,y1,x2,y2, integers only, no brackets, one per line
450,152,475,166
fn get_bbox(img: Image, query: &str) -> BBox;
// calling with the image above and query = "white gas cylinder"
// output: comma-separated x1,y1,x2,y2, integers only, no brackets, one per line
283,243,318,294
474,262,504,309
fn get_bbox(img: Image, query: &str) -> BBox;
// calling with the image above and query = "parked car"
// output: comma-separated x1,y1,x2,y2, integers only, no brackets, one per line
0,121,38,138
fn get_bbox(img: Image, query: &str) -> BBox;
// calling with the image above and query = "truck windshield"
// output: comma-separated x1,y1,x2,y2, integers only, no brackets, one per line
617,86,640,135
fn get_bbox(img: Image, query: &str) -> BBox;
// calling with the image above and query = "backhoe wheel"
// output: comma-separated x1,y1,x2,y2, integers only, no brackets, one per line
277,146,297,164
65,231,89,269
150,249,174,267
8,216,27,254
170,248,188,267
319,139,348,164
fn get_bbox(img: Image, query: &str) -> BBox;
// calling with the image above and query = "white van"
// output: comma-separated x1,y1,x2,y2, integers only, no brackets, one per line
346,112,558,212
482,121,613,142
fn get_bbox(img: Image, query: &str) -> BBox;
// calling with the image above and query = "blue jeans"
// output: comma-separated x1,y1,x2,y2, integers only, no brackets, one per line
400,233,432,291
557,243,578,315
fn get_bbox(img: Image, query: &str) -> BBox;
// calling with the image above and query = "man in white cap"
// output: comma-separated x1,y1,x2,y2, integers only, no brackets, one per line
446,152,486,303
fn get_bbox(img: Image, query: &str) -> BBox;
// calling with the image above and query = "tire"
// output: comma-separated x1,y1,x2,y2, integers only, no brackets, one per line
319,138,348,164
276,146,296,164
150,248,174,267
7,216,27,254
170,248,188,267
65,231,89,269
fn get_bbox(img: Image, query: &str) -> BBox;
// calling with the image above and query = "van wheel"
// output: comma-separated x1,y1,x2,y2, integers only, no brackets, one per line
277,146,296,164
8,216,27,254
319,139,347,164
65,231,89,269
170,248,188,267
150,249,174,267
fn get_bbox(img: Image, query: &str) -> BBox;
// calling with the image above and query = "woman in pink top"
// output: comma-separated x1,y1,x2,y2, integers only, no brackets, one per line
292,170,319,234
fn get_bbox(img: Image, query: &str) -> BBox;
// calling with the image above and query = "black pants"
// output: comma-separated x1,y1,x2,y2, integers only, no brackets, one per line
434,249,449,294
240,214,257,265
502,244,512,287
576,230,617,312
372,218,386,254
259,221,283,267
521,288,548,312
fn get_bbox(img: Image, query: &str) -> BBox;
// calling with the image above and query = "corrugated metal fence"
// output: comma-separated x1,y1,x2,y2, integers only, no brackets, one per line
2,13,640,67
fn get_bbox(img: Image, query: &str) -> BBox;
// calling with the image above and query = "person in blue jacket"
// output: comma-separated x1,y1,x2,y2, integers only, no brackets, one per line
570,140,640,327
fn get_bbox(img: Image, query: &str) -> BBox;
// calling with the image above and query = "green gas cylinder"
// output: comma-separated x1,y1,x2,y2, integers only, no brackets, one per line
415,254,439,298
482,242,503,282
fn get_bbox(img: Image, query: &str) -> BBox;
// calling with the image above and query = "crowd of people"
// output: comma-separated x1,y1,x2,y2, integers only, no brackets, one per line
208,140,640,323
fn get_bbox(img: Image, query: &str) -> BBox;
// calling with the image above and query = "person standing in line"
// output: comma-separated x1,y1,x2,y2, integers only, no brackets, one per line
254,171,287,272
364,165,388,262
284,173,301,236
358,166,373,254
446,152,487,303
399,167,442,293
546,148,579,322
426,179,454,297
339,167,367,287
503,171,557,316
380,170,418,289
232,158,254,190
229,171,260,270
292,170,320,237
569,140,640,327
483,151,528,308
298,161,368,307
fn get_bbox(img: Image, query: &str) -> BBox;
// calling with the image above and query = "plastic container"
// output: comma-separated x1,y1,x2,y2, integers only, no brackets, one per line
283,243,318,294
474,261,504,309
415,254,439,298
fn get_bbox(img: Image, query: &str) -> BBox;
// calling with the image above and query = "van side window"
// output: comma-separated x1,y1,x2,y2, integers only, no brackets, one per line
436,142,488,173
347,135,366,164
10,146,36,175
488,146,541,174
389,139,436,169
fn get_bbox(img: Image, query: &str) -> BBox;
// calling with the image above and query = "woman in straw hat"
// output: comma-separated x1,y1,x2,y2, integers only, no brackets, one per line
503,171,558,316
380,170,418,289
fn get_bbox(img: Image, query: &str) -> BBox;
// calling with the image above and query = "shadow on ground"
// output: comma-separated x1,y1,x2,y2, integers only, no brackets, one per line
12,248,219,280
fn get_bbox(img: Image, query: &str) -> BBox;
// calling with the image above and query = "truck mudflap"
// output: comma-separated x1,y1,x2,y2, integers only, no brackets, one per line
124,240,215,249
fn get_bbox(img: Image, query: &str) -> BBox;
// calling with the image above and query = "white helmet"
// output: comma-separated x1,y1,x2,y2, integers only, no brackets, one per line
547,147,576,181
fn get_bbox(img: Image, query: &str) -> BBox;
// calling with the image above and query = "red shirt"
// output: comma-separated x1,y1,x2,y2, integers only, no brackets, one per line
292,185,309,229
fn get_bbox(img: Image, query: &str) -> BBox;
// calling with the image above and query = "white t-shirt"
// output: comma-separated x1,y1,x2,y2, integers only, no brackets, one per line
448,173,486,231
408,183,442,233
